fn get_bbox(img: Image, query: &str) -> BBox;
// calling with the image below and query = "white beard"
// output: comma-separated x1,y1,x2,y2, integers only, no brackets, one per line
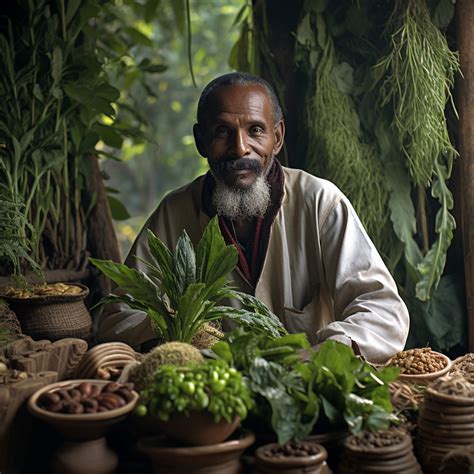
212,175,271,221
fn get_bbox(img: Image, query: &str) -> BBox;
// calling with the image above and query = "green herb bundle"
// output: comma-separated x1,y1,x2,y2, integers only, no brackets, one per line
91,216,286,343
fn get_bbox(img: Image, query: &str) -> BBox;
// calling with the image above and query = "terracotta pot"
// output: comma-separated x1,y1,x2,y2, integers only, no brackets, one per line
307,430,347,471
28,379,138,474
138,428,255,474
253,442,329,474
156,411,240,446
5,283,92,341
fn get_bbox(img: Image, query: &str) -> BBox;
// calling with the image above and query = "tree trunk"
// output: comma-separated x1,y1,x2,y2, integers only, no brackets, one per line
456,0,474,351
82,156,121,299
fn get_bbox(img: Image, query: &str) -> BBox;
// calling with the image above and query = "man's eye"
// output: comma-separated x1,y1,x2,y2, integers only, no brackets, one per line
214,127,229,137
249,126,264,135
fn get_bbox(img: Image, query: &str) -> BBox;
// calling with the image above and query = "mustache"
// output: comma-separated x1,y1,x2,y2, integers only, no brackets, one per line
214,158,263,173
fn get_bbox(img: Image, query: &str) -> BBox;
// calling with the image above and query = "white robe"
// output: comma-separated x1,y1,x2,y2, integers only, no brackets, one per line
95,166,409,363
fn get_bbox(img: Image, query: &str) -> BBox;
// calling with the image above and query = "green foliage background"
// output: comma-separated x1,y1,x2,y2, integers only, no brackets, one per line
102,1,242,254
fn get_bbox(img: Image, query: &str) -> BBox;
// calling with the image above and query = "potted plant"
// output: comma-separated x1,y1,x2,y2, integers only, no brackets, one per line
212,331,400,471
90,216,286,344
135,358,255,473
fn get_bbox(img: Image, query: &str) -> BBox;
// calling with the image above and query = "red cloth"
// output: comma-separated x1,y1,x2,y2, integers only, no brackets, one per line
202,159,285,287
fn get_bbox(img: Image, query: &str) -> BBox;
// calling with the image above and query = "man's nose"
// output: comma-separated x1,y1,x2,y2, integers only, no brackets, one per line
230,129,251,158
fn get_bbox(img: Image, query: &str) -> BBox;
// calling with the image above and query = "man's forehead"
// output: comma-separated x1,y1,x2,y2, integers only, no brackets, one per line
204,84,273,121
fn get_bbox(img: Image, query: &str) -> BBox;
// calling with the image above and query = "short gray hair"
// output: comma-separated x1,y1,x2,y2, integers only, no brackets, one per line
197,72,283,125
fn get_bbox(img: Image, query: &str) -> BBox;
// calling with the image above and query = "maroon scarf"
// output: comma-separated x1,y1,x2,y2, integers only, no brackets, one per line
202,159,285,287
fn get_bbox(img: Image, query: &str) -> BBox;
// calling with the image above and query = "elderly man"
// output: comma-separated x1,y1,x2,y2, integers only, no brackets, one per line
95,72,409,363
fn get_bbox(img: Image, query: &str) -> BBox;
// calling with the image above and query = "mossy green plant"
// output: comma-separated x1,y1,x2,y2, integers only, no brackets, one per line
128,341,204,391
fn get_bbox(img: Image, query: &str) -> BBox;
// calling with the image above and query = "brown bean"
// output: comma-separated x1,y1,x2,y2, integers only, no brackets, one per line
65,402,85,414
38,392,61,407
97,406,108,412
82,398,99,412
47,402,63,413
89,384,102,398
57,389,73,403
115,388,134,403
77,382,92,398
97,368,111,380
102,382,120,393
96,394,119,410
69,389,82,402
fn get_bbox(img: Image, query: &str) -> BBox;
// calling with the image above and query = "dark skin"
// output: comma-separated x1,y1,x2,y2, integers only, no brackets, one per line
193,84,285,244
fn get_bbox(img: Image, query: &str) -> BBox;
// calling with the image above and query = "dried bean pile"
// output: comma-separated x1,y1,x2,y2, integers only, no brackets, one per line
346,429,406,448
430,374,474,397
263,441,321,458
389,348,446,374
449,354,474,382
38,381,135,414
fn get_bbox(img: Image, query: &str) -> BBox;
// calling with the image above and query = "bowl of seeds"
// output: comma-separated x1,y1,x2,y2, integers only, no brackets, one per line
386,347,451,384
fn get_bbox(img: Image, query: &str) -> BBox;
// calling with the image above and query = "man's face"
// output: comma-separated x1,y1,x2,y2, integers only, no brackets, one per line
194,84,285,190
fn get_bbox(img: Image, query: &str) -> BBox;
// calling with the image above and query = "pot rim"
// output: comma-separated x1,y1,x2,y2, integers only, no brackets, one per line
28,379,138,422
2,283,89,304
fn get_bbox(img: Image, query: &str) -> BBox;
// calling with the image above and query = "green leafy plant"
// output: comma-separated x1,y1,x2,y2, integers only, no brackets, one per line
0,189,42,286
213,332,398,444
135,359,254,423
90,216,286,342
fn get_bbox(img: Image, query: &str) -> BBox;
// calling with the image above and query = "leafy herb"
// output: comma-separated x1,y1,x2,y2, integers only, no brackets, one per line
214,331,398,443
91,216,286,342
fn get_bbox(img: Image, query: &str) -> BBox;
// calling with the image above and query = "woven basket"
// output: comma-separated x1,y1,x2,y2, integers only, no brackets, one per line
4,283,92,341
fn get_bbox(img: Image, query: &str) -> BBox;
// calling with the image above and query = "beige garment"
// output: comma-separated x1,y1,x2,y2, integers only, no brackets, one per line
95,166,409,363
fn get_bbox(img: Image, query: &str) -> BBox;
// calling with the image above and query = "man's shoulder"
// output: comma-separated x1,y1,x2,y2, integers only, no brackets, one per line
282,166,342,200
160,173,206,208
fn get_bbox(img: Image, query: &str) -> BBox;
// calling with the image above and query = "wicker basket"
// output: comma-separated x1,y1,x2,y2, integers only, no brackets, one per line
4,283,92,341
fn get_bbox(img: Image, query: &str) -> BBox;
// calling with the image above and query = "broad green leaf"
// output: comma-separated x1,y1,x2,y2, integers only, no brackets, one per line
107,195,131,221
209,305,284,338
170,0,186,36
20,128,36,153
383,160,422,270
296,14,313,47
89,258,164,310
416,162,455,300
147,230,174,284
173,231,196,296
95,83,121,102
431,0,455,29
211,341,233,364
94,124,123,148
332,62,354,95
123,27,154,47
196,216,237,285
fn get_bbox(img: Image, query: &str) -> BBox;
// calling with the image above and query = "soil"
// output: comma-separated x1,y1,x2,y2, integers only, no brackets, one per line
346,429,406,448
262,441,321,458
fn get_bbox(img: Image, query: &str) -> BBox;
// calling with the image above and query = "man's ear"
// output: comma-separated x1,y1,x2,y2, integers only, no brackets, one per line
193,123,207,158
273,120,285,156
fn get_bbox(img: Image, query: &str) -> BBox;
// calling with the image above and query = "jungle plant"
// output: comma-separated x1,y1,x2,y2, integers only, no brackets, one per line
0,0,167,273
90,216,286,343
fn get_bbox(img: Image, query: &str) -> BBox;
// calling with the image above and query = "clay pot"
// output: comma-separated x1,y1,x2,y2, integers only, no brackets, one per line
308,430,348,471
253,441,329,474
339,431,422,474
138,428,255,474
156,411,240,446
28,379,138,474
